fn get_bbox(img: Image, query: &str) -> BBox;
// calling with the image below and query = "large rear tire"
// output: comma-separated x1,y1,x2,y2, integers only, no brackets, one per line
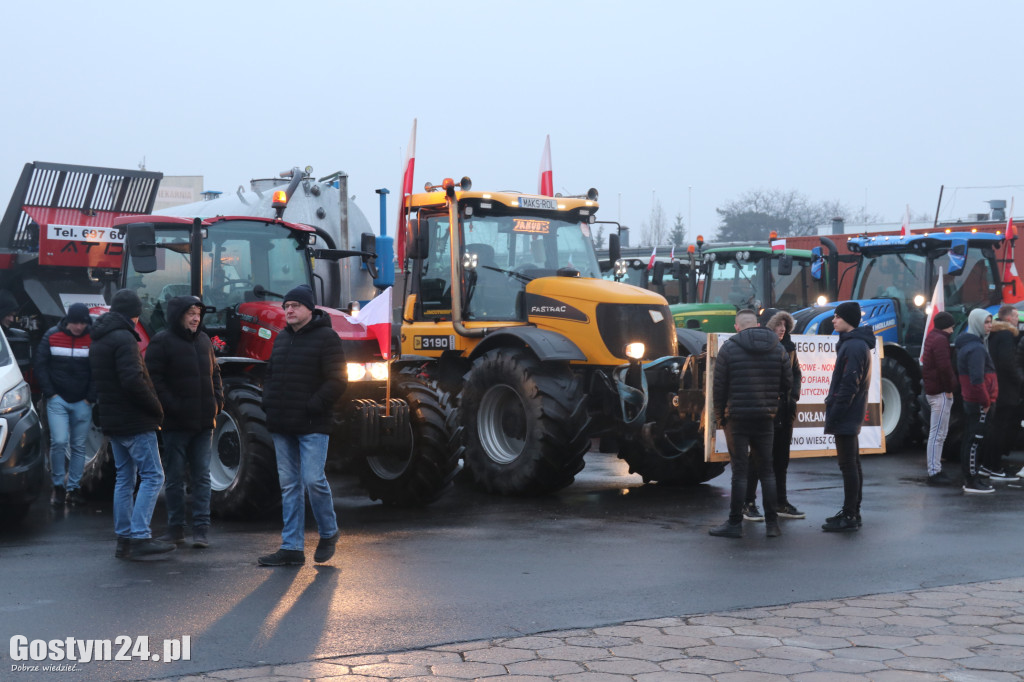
355,372,459,505
619,424,725,485
881,357,916,452
209,379,280,520
458,348,590,496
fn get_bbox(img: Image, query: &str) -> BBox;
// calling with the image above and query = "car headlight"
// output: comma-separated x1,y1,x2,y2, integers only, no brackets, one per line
0,381,31,415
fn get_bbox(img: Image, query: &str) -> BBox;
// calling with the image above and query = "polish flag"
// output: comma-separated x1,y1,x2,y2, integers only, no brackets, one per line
354,287,393,359
647,246,657,270
670,245,676,261
395,119,417,264
919,267,945,363
771,239,786,252
899,204,911,237
1002,197,1024,304
538,134,553,197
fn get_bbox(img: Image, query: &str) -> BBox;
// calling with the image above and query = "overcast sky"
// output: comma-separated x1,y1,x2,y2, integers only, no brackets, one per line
4,1,1023,242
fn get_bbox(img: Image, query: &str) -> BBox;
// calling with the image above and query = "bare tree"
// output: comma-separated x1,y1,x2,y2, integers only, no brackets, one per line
718,188,885,238
641,197,668,246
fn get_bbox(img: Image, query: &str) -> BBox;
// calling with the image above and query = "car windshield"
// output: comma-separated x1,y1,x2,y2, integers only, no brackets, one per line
124,220,309,334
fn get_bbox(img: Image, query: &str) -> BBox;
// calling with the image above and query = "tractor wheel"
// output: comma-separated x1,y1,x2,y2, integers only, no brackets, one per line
618,425,726,485
881,357,916,452
458,348,590,496
209,379,280,520
355,372,459,505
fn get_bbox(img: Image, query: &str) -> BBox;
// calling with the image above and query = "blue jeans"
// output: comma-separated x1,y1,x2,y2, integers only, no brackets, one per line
47,396,92,491
161,430,213,529
110,432,164,539
272,433,337,551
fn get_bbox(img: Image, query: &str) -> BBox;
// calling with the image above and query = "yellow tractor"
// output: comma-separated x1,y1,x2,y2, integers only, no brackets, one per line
397,177,723,495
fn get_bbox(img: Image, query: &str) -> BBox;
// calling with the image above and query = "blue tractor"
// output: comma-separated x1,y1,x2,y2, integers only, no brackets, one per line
791,231,1007,451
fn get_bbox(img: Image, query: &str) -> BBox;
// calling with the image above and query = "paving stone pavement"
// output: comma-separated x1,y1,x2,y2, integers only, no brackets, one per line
161,578,1024,681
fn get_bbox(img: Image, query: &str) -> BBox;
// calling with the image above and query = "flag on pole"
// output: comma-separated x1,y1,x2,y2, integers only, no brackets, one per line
900,204,911,237
670,245,676,262
771,238,787,252
538,135,553,197
354,287,393,360
1002,197,1024,304
395,119,417,264
647,246,657,270
919,268,945,363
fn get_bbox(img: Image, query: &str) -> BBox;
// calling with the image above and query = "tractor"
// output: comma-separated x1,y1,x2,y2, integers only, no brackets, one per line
396,177,722,495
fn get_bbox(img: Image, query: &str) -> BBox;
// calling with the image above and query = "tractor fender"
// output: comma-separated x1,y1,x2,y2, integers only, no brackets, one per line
468,327,587,363
215,356,267,383
675,327,708,357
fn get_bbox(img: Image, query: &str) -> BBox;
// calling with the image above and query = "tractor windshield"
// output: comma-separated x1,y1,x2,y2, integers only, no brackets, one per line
703,256,764,309
124,219,310,335
855,248,998,313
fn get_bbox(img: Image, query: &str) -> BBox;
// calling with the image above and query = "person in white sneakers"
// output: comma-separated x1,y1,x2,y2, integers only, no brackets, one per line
956,309,997,494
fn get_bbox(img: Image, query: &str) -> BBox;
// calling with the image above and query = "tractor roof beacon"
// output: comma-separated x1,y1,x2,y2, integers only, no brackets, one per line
396,177,724,495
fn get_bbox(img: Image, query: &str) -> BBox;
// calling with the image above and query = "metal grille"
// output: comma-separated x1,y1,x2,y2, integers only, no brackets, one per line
595,302,676,360
0,162,163,251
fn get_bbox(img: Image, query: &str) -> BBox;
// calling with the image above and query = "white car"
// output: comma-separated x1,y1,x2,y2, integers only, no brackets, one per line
0,327,44,522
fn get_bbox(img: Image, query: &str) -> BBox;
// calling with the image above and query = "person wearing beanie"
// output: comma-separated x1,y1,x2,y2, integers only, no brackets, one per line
35,303,95,507
823,302,874,532
955,308,997,494
920,310,958,485
986,305,1022,481
742,309,805,522
258,283,346,566
708,309,792,540
90,289,173,559
145,296,224,549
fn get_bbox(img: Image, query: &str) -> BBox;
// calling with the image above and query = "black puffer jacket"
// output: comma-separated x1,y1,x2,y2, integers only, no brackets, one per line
989,320,1022,407
262,310,346,435
35,319,93,403
89,311,163,435
145,296,224,432
713,327,792,427
824,324,874,435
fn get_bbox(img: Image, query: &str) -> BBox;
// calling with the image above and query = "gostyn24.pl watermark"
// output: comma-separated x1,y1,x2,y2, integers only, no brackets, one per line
9,635,191,670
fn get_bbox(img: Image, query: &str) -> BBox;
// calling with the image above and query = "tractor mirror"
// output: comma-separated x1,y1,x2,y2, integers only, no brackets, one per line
360,232,379,280
651,260,666,286
408,218,429,260
777,254,793,276
126,223,157,273
607,232,621,267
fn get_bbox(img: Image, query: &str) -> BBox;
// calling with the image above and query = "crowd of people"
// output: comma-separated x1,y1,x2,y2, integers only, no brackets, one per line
29,284,343,564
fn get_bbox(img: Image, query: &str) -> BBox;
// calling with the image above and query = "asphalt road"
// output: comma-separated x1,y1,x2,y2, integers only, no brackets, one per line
2,448,1023,680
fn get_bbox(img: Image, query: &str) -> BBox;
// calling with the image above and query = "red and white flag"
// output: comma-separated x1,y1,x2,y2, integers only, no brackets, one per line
647,246,657,270
919,267,945,363
538,134,553,197
771,238,786,252
899,204,911,237
395,119,417,264
670,245,676,261
1002,197,1024,304
354,287,393,360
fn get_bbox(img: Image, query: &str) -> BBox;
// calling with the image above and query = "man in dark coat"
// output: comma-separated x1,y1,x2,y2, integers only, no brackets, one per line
823,301,874,532
743,309,804,521
920,311,957,485
986,305,1021,480
709,309,792,539
258,284,346,566
957,308,998,494
145,296,224,548
90,289,173,559
35,302,94,507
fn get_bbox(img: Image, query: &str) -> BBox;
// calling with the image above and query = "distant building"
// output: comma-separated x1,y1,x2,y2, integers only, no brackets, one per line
153,176,203,210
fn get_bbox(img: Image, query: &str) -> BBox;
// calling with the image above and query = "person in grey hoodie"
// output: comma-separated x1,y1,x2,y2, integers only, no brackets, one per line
709,309,792,539
956,308,997,494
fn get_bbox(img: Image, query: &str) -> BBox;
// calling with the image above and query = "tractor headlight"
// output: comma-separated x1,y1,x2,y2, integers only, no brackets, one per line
613,258,629,277
624,342,645,360
346,363,367,381
346,362,390,382
913,294,925,307
816,295,828,306
369,362,389,381
0,381,31,414
807,321,820,334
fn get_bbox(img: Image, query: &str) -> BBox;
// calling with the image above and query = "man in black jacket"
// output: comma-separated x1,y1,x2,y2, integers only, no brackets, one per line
36,302,94,507
90,289,173,559
822,301,874,532
146,296,224,548
709,309,792,539
986,305,1021,480
258,285,346,567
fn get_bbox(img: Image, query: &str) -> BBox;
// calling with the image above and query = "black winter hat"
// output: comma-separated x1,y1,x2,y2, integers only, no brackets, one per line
110,289,143,319
66,302,91,324
933,311,955,330
834,301,861,328
283,284,316,311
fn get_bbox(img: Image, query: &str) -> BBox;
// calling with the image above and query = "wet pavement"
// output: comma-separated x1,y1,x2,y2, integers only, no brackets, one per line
160,578,1024,681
